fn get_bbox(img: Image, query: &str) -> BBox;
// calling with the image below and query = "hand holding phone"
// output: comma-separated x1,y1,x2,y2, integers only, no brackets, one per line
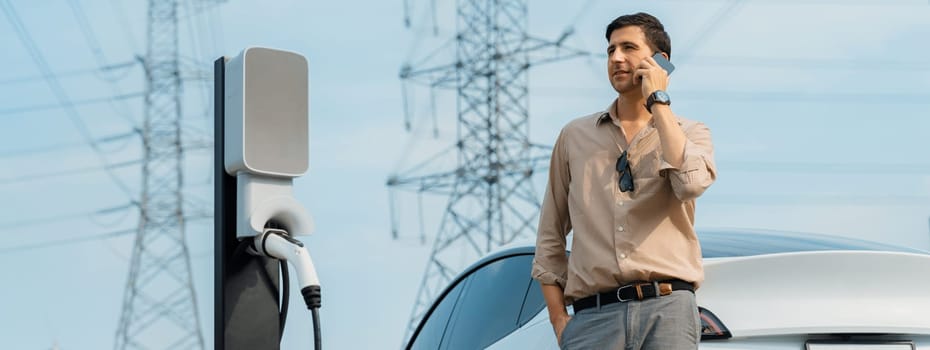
639,52,674,101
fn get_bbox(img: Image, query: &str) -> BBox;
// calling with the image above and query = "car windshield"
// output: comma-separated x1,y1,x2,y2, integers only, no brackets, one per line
699,229,930,258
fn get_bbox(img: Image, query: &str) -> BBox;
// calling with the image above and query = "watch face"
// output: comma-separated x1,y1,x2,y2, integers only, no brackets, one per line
654,90,670,103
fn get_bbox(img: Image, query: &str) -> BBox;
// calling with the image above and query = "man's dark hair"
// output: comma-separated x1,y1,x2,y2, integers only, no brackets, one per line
605,12,672,59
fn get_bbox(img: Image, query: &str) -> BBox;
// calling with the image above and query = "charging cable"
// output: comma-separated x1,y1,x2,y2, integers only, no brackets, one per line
251,228,322,350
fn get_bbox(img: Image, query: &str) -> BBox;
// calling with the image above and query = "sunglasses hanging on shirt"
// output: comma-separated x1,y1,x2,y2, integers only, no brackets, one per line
616,150,634,192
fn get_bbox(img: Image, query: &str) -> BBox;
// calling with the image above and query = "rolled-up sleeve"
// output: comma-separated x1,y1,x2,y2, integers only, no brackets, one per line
659,122,717,202
532,129,572,288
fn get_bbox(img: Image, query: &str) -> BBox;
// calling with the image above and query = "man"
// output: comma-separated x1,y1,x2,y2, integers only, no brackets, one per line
531,12,717,350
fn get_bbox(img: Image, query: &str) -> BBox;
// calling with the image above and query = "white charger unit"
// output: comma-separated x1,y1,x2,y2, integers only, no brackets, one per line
224,47,313,238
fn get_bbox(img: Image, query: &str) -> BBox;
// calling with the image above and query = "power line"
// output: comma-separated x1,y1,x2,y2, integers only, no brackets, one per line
674,0,744,65
0,131,138,159
0,228,135,255
402,1,450,66
724,161,930,175
0,203,135,230
705,194,930,206
181,0,212,125
67,0,109,71
205,1,225,57
0,61,136,86
67,0,141,127
567,0,597,26
0,92,143,116
0,159,140,186
681,55,930,71
532,87,930,104
0,0,137,199
678,90,930,104
107,0,140,54
569,53,930,80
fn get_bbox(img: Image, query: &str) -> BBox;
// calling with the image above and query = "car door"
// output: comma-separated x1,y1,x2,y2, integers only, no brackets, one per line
407,252,547,350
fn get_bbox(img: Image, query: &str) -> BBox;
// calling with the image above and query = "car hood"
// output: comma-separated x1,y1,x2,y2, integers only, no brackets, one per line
698,250,930,337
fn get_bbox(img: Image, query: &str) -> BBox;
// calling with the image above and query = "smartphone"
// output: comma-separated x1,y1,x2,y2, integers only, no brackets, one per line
652,52,675,75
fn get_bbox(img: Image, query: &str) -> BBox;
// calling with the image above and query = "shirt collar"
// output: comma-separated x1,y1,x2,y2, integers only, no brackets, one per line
596,112,612,126
595,99,619,127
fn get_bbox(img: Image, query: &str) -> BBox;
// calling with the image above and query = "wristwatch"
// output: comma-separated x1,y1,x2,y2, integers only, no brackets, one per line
645,90,671,113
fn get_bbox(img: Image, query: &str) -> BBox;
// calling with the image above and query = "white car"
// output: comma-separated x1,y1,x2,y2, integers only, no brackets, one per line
405,229,930,350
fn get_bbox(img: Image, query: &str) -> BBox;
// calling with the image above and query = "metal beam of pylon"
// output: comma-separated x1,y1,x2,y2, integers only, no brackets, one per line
115,0,204,349
390,0,588,343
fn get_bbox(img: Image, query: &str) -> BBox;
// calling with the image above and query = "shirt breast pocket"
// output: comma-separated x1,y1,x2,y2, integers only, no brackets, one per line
633,148,662,177
632,149,666,194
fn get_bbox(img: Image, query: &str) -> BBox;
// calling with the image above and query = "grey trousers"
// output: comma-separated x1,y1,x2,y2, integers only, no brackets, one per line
559,290,700,350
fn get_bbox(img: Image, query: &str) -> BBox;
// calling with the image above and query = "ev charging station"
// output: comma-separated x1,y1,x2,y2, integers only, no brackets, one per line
215,47,321,349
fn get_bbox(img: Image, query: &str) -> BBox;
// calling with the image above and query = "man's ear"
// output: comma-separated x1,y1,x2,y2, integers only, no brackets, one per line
650,49,671,61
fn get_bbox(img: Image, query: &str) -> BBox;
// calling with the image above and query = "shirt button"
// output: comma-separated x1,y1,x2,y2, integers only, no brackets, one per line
619,253,627,259
617,226,624,232
616,200,624,206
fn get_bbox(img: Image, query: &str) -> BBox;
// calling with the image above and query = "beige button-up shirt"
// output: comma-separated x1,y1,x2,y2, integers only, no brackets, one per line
531,100,717,304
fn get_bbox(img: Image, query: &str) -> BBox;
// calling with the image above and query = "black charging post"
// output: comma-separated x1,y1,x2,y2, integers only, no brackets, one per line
214,56,282,350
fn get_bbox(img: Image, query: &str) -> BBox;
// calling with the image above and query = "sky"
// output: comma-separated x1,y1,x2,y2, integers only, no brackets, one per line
1,0,929,349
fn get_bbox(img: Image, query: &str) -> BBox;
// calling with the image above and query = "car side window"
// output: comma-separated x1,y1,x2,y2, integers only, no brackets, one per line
441,254,536,349
518,277,545,327
410,277,469,350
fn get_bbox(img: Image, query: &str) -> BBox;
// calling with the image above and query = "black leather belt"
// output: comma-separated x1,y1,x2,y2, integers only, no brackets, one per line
573,279,694,313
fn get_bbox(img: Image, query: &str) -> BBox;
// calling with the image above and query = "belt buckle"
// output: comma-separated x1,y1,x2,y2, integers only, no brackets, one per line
616,284,635,302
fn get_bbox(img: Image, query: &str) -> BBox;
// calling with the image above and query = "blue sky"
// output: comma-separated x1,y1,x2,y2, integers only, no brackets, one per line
1,0,929,349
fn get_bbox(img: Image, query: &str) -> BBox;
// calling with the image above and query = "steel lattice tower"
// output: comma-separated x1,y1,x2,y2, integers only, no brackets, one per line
114,0,204,349
389,0,586,341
